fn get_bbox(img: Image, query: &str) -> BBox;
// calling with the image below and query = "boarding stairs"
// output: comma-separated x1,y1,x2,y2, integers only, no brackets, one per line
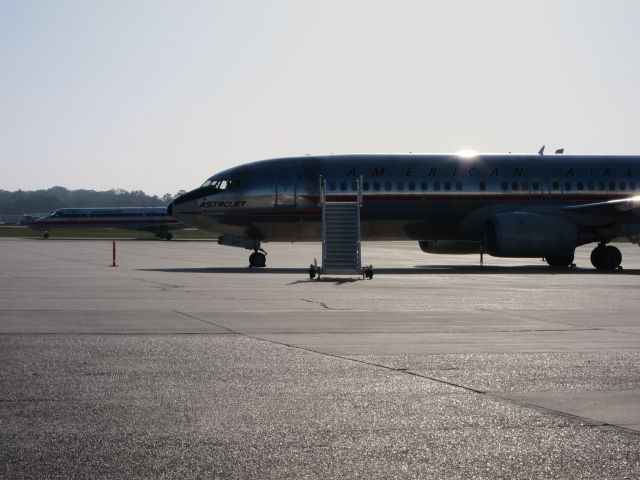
312,176,372,278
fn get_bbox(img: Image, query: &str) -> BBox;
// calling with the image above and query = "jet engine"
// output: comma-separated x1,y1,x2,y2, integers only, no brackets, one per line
418,240,481,254
484,212,577,257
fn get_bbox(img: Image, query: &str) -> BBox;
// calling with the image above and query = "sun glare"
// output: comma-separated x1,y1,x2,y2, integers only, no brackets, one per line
456,149,478,159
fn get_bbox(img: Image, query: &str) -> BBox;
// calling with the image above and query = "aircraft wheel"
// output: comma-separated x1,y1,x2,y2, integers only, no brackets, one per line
249,252,266,268
165,233,173,241
363,265,374,279
545,253,574,268
591,245,621,270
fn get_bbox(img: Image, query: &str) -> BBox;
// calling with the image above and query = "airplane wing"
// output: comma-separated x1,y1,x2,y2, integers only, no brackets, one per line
562,195,640,244
563,195,640,215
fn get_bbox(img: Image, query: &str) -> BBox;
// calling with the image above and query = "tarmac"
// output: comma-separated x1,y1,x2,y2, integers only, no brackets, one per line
1,237,639,479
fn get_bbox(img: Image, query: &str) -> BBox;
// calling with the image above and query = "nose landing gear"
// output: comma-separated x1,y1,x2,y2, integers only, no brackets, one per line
590,243,622,270
217,235,267,268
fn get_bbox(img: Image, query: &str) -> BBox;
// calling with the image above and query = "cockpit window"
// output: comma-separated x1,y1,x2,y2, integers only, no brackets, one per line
200,178,241,190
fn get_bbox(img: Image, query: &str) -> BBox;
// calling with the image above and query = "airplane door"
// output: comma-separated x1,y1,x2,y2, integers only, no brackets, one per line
275,167,297,208
548,178,562,200
530,179,543,199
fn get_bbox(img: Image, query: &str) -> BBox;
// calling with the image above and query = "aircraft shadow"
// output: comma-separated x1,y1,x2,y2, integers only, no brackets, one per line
139,265,640,276
140,267,308,274
388,265,640,275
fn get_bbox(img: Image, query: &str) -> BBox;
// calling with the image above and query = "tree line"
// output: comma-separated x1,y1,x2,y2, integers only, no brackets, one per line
0,187,186,215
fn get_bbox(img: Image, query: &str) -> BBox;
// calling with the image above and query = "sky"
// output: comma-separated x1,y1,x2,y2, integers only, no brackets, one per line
1,0,640,197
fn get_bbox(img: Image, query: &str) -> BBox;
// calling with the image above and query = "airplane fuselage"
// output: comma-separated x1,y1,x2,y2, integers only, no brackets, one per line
170,153,640,247
31,207,185,239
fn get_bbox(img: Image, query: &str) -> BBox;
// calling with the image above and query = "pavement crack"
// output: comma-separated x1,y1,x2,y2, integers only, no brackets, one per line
171,310,239,334
300,298,336,310
241,333,483,393
240,334,640,437
487,393,640,437
331,354,487,394
134,278,179,290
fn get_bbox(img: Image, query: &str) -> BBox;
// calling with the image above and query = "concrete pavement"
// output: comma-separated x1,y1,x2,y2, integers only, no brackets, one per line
1,238,639,478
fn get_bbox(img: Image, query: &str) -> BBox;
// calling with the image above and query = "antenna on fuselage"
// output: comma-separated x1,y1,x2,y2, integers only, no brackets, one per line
538,145,545,155
555,148,565,154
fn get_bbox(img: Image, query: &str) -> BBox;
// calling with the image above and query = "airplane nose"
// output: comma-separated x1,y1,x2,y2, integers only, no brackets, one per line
167,189,204,229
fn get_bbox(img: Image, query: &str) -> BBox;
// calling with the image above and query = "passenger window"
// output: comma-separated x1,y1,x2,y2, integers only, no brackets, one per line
598,182,606,191
433,182,441,191
455,182,463,191
373,182,380,191
384,182,392,191
479,182,487,191
397,182,404,191
408,182,415,191
444,182,451,191
501,182,508,191
363,181,370,191
609,182,616,191
511,182,519,191
351,182,357,191
577,182,584,191
329,182,336,191
630,182,636,191
532,182,539,191
420,182,428,191
521,182,529,191
587,182,595,191
619,182,626,191
340,182,347,191
565,182,572,191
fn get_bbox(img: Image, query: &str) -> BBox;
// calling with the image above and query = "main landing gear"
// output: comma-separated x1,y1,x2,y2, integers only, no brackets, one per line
543,243,623,270
249,249,267,268
590,243,622,270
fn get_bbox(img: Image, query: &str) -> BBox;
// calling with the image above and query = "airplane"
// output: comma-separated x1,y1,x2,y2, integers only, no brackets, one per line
167,152,640,270
30,207,185,240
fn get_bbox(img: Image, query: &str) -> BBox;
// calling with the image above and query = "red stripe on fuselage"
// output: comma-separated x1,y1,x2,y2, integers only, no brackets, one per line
226,210,320,217
201,193,630,217
301,193,630,202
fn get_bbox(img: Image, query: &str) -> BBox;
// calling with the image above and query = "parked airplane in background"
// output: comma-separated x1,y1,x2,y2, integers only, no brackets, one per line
30,207,185,240
168,152,640,269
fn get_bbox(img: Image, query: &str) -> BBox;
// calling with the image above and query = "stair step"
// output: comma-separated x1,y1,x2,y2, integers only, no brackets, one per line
321,189,362,274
